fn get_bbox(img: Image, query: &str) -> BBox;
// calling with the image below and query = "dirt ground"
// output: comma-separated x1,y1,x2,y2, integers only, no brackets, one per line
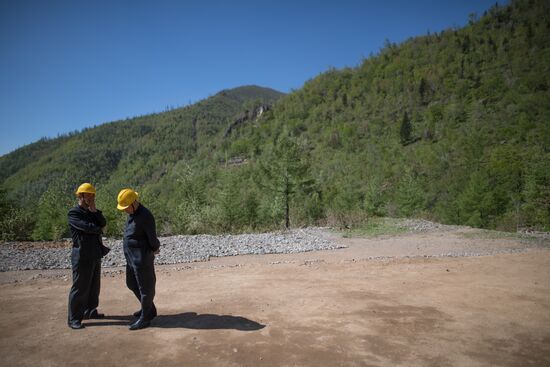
1,229,549,367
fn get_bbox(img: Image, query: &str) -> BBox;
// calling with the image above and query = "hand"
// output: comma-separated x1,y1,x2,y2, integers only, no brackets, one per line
88,199,97,212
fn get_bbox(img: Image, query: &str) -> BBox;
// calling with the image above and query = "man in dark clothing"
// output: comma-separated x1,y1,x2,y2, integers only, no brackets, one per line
67,183,109,330
117,188,160,330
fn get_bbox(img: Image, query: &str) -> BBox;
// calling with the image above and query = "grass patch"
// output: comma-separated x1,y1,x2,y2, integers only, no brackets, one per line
339,218,408,238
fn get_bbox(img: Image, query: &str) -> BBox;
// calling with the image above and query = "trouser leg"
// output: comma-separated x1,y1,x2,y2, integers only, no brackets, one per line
85,259,101,314
126,264,141,302
134,265,156,321
68,258,94,323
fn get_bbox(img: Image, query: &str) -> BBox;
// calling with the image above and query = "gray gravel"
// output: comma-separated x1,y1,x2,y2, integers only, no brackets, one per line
397,218,467,232
0,228,344,272
2,221,548,272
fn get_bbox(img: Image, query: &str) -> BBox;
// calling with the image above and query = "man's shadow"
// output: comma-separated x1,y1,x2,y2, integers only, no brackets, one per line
87,312,265,331
155,312,265,330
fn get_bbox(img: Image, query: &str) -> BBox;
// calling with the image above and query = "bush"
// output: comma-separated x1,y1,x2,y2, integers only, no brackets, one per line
363,177,386,216
0,207,35,241
32,180,73,240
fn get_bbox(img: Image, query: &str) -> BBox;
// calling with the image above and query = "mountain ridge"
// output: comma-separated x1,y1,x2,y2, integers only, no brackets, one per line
0,85,284,198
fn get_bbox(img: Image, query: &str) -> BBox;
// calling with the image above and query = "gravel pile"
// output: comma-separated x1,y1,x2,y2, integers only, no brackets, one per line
398,219,466,232
518,229,550,241
0,228,344,272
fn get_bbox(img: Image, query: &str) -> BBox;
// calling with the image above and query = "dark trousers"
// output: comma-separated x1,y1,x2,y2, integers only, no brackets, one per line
126,264,156,320
68,258,101,323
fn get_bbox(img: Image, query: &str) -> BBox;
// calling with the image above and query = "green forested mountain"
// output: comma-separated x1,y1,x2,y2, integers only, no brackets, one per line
0,85,285,239
1,0,549,240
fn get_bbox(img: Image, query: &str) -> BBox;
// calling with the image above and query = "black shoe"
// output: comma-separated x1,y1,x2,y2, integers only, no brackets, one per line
84,309,105,320
68,321,85,329
134,304,157,319
89,309,105,319
129,318,150,330
148,306,157,320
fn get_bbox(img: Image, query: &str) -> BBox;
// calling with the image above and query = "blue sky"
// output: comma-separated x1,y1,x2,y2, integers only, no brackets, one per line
0,0,502,156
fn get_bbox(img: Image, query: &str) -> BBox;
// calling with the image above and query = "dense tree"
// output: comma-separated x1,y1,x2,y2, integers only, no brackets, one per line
522,156,550,228
0,188,34,241
32,179,74,240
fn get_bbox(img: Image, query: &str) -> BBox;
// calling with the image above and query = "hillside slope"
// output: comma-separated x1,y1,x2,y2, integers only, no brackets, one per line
0,85,283,202
223,0,549,231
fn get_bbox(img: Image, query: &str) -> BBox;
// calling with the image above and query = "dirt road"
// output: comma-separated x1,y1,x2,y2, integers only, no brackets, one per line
1,229,549,366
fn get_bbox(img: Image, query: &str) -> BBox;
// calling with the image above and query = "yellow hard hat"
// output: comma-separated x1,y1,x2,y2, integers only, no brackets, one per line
117,188,139,210
75,183,96,196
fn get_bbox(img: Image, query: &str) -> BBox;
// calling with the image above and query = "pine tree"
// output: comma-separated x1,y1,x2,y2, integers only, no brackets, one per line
395,171,425,217
457,171,496,228
258,131,314,228
400,112,412,145
419,78,428,103
363,176,386,216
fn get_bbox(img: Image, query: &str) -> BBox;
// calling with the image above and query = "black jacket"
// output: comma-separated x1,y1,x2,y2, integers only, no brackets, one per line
123,205,160,268
68,205,107,261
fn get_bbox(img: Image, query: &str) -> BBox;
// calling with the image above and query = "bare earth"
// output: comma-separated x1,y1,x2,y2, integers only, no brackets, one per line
1,228,549,367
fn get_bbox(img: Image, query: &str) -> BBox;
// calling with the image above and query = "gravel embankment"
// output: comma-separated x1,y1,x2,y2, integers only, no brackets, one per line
2,220,548,272
0,228,344,272
397,219,467,232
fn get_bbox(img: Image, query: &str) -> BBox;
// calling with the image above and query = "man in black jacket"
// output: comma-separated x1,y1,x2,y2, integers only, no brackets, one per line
117,188,160,330
67,183,108,329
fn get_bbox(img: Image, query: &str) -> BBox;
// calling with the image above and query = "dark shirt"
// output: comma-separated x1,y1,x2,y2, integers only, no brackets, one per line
123,204,160,268
68,205,106,261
